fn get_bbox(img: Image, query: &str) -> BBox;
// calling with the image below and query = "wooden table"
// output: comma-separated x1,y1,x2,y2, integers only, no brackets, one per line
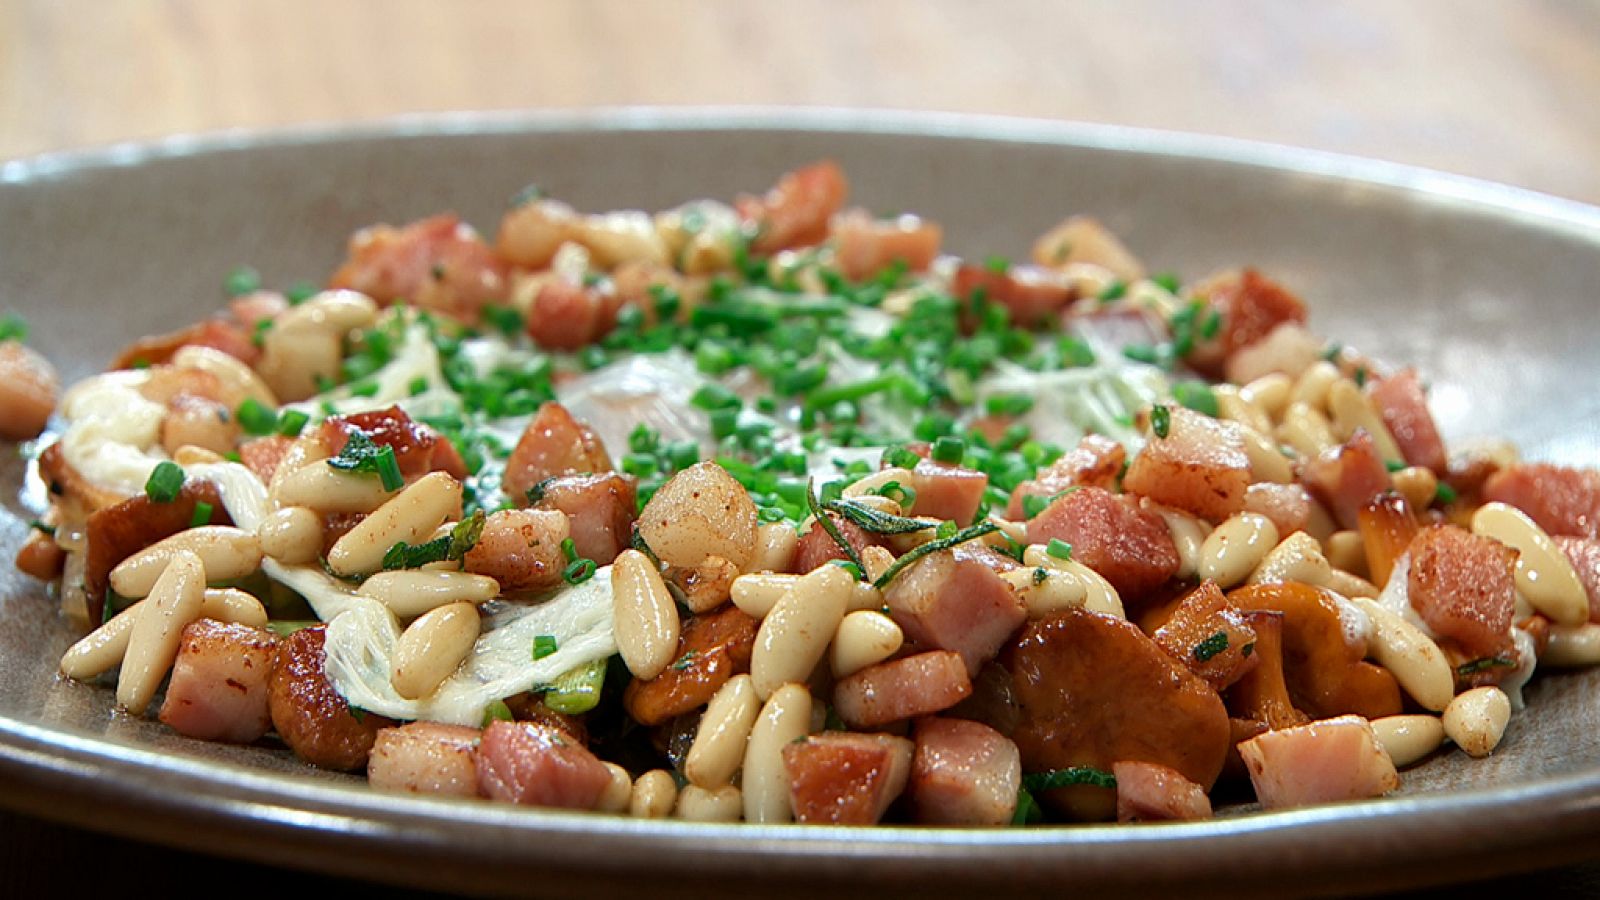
4,1,1600,895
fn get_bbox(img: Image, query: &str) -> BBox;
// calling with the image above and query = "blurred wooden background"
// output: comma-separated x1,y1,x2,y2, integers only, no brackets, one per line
5,0,1600,895
4,0,1600,204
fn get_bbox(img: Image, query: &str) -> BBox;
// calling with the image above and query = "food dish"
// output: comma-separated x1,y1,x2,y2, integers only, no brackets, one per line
3,110,1600,890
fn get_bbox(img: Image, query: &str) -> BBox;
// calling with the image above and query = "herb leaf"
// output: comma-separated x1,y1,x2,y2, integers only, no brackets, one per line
807,479,868,578
326,431,404,491
823,498,934,536
1193,630,1230,663
872,520,999,590
1151,404,1172,439
1021,767,1117,791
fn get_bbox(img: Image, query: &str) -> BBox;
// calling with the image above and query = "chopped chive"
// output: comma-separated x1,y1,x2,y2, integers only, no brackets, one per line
285,281,318,305
1097,280,1127,302
1172,381,1220,417
482,305,524,337
144,461,185,503
1022,767,1117,791
408,375,429,397
690,383,741,411
276,409,310,437
931,436,966,465
1151,404,1172,439
224,266,261,297
236,397,278,436
883,445,922,471
562,557,597,584
482,699,515,727
532,634,559,660
374,446,403,491
1122,343,1161,365
1385,459,1407,473
1046,538,1073,560
1021,494,1050,520
560,537,578,563
1193,630,1230,662
1152,273,1182,294
0,313,29,343
189,501,214,528
1435,482,1459,505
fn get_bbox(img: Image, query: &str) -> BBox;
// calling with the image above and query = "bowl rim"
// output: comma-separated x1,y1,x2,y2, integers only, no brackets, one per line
4,106,1600,895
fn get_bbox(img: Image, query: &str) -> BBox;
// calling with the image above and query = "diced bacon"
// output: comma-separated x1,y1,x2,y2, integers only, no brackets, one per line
525,278,623,351
111,318,260,370
623,606,758,726
1025,486,1179,601
228,290,288,328
328,213,509,321
82,481,229,622
1123,406,1252,522
529,473,636,565
834,651,973,730
1369,369,1447,473
368,722,482,798
157,619,278,744
907,459,988,526
238,435,295,485
1237,715,1399,811
950,263,1075,328
0,341,59,441
1483,463,1600,539
884,544,1026,676
1243,482,1313,536
1407,525,1516,659
1357,492,1419,589
320,405,466,481
907,717,1022,827
736,160,849,254
1152,581,1260,692
268,626,391,770
1009,609,1230,821
830,210,942,282
474,720,611,809
783,732,914,825
1113,760,1213,823
1228,582,1402,720
502,403,614,503
1302,430,1391,531
793,513,881,573
1223,323,1326,386
462,508,569,593
1006,435,1125,519
1030,216,1145,282
1183,269,1309,377
36,441,129,513
1554,537,1600,622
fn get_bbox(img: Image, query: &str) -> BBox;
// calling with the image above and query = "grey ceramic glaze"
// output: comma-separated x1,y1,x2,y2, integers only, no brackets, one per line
1,109,1598,898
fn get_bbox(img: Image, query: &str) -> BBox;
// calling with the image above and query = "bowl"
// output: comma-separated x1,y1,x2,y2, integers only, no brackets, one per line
3,108,1599,897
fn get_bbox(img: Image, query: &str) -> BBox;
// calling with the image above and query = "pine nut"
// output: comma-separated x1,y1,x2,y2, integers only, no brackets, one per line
1349,596,1454,711
257,328,343,403
1278,401,1336,459
685,674,761,789
1325,569,1380,599
328,472,463,577
629,769,678,819
1544,623,1600,667
273,461,396,514
267,435,331,495
860,545,897,583
172,344,279,408
110,526,263,598
750,521,799,574
1471,502,1589,626
1443,686,1512,758
1214,384,1274,436
1148,504,1209,580
256,506,324,565
1325,529,1368,577
276,290,380,333
610,548,681,680
1241,425,1294,484
1241,373,1293,421
596,763,633,813
830,611,904,678
742,683,812,824
731,572,797,619
1199,513,1279,588
1020,546,1125,618
1248,531,1333,588
358,570,501,618
751,564,851,699
1290,361,1341,413
389,601,480,700
201,588,269,628
1327,378,1404,465
1391,466,1438,512
1370,714,1446,767
117,550,205,715
675,785,742,822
